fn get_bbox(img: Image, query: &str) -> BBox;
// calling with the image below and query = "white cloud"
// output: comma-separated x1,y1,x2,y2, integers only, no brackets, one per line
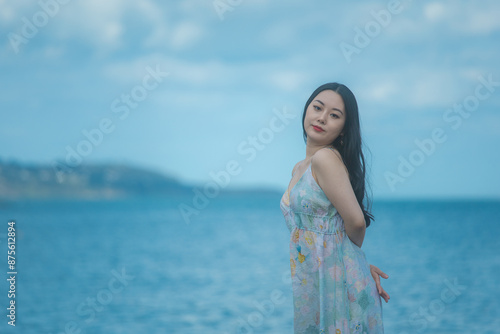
423,1,500,35
54,0,125,50
143,24,169,48
458,68,488,82
384,1,500,40
268,71,305,93
103,54,226,86
46,0,169,52
262,22,296,48
462,8,500,34
409,74,455,106
423,2,446,21
360,68,470,110
37,1,207,52
43,46,65,59
170,21,204,50
0,0,16,24
102,21,124,44
136,1,170,48
0,0,34,26
364,81,398,102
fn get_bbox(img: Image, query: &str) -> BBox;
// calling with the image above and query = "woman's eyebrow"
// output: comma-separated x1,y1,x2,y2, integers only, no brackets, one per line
314,99,343,115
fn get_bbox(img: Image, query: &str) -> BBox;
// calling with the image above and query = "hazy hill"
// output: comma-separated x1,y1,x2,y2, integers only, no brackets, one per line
0,159,280,201
0,159,193,200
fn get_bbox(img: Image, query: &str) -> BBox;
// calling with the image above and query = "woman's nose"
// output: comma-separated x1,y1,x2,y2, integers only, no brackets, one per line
318,112,327,123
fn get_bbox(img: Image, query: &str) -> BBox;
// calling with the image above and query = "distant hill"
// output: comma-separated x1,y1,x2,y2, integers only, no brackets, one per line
0,159,281,200
0,159,193,200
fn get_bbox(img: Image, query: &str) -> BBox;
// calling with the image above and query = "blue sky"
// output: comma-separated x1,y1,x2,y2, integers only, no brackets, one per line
1,0,499,199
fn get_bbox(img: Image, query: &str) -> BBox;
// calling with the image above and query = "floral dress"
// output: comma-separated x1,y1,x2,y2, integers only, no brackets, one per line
280,152,384,333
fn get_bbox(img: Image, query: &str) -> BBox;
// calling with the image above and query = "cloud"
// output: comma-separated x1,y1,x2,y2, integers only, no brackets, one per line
30,0,167,52
364,81,398,102
267,70,306,93
423,2,446,21
382,1,500,41
102,52,312,96
47,1,205,52
170,21,204,50
261,22,296,48
0,0,34,26
423,1,500,35
53,0,126,50
461,7,500,34
358,68,471,113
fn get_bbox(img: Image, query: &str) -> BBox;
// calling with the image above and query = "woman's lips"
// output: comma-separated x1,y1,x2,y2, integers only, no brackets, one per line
312,125,324,132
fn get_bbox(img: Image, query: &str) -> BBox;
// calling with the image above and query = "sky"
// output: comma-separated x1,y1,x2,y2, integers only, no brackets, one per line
1,0,499,199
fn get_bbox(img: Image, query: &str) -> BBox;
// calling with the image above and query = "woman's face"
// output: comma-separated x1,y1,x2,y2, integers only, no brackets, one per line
304,89,346,145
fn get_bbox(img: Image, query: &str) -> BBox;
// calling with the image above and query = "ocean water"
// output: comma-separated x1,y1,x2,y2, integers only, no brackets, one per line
0,194,499,333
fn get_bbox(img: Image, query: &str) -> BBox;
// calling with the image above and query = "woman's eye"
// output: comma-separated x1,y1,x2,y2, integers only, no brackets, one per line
313,105,321,111
330,113,339,118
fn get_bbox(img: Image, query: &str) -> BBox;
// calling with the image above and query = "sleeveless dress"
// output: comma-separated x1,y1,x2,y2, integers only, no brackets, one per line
280,150,384,333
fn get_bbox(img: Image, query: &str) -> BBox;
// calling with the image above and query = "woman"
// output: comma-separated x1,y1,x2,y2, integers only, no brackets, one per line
280,82,389,333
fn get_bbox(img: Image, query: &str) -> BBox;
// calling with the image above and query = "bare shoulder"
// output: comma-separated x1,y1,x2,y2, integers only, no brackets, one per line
311,147,348,180
312,147,344,168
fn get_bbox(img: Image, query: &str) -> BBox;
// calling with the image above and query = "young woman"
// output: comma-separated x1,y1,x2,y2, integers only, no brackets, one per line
280,82,389,333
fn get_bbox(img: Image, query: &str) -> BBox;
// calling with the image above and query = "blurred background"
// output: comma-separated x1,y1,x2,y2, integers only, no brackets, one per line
0,0,499,333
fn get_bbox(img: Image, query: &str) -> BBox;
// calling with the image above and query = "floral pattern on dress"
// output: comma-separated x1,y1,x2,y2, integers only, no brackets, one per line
280,153,384,333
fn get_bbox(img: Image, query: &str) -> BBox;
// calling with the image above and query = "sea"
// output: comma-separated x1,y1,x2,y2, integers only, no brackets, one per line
0,193,499,334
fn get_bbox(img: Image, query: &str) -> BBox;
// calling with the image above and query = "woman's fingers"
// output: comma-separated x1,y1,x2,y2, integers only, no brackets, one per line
372,265,389,279
370,267,381,282
380,289,390,303
378,268,389,279
376,280,383,295
369,264,390,302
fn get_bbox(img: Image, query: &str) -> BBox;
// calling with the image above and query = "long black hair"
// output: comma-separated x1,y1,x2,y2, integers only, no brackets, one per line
301,82,374,227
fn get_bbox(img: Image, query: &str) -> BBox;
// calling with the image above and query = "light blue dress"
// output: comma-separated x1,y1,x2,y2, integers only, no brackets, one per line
280,149,384,333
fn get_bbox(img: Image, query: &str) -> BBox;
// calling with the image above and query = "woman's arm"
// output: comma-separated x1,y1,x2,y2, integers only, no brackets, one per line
312,148,366,247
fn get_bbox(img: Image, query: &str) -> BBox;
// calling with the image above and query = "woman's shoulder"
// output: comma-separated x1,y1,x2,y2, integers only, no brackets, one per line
311,146,348,176
313,146,342,162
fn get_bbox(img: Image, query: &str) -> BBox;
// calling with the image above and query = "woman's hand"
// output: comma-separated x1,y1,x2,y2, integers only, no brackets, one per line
370,264,390,303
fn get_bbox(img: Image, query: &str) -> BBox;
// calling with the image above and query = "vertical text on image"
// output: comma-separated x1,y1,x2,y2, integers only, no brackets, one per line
6,220,17,327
